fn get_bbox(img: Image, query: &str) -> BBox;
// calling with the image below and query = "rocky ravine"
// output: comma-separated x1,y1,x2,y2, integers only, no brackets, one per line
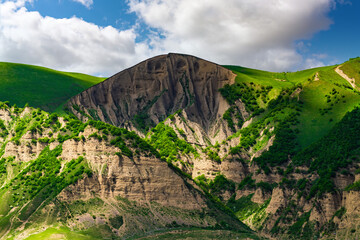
57,127,205,210
0,106,250,239
65,54,360,239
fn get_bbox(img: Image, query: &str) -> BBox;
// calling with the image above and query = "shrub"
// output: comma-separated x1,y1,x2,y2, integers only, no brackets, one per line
238,175,256,190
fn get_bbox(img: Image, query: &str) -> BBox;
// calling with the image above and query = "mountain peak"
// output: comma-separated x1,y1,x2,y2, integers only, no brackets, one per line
68,53,236,135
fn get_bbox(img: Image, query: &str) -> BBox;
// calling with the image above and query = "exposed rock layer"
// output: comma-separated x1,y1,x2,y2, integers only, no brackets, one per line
68,53,236,132
58,128,205,210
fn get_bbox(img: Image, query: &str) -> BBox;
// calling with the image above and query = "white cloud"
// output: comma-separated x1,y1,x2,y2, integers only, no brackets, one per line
304,58,325,69
0,0,154,76
128,0,334,72
72,0,93,9
337,0,352,6
312,53,328,60
0,0,337,76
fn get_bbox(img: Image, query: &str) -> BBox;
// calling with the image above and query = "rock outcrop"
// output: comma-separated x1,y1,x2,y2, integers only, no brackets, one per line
58,129,205,210
68,53,236,134
0,107,232,239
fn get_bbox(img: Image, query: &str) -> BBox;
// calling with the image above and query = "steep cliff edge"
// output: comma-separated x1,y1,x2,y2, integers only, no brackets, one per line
67,53,236,141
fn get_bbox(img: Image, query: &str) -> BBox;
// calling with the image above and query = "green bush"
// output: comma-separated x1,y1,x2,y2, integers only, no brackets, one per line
345,180,360,191
293,107,360,196
256,181,276,192
238,175,256,190
254,127,297,174
208,174,235,195
148,122,199,162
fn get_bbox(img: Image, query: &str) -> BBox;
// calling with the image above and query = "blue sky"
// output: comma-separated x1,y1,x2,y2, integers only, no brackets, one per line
0,0,359,76
27,0,137,30
302,0,360,63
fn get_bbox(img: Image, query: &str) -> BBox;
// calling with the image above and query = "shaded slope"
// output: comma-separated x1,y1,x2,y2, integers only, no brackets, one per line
0,62,105,112
67,53,236,133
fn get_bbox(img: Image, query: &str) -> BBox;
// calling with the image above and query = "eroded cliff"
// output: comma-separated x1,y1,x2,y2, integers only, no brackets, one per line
0,105,251,239
68,53,237,141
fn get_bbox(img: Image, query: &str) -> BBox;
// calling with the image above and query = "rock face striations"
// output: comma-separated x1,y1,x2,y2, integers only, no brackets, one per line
68,53,235,133
4,55,360,239
0,106,250,239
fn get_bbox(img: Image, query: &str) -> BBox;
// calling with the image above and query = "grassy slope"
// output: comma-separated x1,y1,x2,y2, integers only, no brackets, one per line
224,62,360,148
216,61,360,237
21,227,93,240
129,228,259,240
297,67,360,147
0,62,105,112
340,57,360,87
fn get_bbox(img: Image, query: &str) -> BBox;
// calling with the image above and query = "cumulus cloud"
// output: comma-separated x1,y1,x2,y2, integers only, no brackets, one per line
72,0,93,9
0,0,338,76
0,0,154,76
304,58,325,69
128,0,334,71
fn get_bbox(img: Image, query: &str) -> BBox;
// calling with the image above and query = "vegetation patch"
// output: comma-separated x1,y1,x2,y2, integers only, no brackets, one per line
294,107,360,197
147,122,199,163
227,194,270,228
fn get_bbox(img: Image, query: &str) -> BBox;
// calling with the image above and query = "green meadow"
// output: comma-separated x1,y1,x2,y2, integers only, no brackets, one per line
224,58,360,148
0,62,105,112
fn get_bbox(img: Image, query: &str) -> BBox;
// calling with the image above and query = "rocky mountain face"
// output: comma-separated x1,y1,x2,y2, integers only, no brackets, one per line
0,104,252,239
3,54,360,239
66,54,360,239
68,53,237,143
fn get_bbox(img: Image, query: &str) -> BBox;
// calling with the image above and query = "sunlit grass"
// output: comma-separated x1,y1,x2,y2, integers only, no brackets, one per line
0,62,105,112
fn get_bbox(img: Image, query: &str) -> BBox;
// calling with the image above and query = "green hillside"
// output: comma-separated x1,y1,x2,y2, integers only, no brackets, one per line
223,59,360,148
1,55,360,239
340,57,360,87
0,103,255,240
0,62,105,112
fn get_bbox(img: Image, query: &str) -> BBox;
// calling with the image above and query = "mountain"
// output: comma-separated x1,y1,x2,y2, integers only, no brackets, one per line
0,62,105,112
67,54,360,239
68,53,235,143
1,53,360,239
0,104,255,239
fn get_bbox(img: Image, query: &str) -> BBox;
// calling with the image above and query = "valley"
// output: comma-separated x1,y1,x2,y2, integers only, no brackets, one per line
1,54,360,239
